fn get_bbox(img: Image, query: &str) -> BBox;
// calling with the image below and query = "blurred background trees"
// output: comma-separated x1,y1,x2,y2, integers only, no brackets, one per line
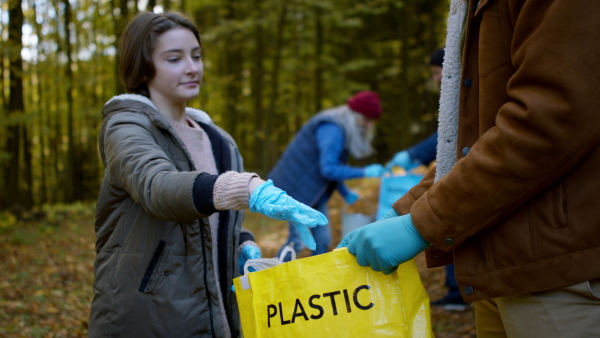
0,0,449,214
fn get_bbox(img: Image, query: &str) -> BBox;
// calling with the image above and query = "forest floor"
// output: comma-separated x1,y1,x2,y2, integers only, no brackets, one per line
0,177,475,337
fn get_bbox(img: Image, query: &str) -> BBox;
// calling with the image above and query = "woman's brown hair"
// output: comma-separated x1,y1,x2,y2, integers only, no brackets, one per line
118,12,201,98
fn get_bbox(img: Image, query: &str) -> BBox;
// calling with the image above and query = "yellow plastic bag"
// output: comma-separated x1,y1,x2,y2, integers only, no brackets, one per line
233,248,433,337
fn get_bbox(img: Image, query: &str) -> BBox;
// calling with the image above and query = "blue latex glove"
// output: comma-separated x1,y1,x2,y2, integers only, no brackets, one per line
364,164,385,178
344,190,359,205
337,211,429,274
378,207,400,220
238,244,262,275
250,180,328,251
386,150,420,171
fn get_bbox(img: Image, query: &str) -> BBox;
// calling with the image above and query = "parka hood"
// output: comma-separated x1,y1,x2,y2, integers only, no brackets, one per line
102,93,213,126
98,94,213,165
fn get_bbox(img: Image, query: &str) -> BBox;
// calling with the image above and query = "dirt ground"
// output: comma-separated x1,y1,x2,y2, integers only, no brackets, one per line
0,175,475,337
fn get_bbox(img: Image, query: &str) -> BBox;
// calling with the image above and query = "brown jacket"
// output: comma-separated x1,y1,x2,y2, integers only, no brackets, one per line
394,0,600,302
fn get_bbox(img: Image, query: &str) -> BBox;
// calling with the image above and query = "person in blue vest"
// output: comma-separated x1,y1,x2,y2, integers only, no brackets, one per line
269,91,386,261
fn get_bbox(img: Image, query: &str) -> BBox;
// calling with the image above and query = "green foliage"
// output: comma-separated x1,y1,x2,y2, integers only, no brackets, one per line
5,227,40,246
0,0,449,210
0,202,94,245
0,211,17,232
41,202,95,227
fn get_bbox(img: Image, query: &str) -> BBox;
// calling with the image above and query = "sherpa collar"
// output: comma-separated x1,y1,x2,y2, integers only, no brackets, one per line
435,0,468,182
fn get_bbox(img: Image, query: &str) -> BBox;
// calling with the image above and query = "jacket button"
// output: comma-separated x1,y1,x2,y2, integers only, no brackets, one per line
464,78,473,88
444,238,455,247
462,147,470,156
465,286,474,295
433,255,439,260
164,271,169,276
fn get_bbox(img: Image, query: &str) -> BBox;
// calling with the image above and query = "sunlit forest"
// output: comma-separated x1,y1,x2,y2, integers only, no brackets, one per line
1,0,449,214
0,0,482,336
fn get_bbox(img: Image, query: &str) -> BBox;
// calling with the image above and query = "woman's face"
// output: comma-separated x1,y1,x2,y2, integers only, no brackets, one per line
147,28,203,107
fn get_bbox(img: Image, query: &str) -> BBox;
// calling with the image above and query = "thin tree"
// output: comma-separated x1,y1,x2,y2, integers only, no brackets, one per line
251,0,265,173
313,4,323,113
5,0,25,213
110,0,129,94
223,0,242,138
265,3,288,171
0,3,6,206
146,0,157,11
49,0,64,204
61,0,79,202
31,1,48,205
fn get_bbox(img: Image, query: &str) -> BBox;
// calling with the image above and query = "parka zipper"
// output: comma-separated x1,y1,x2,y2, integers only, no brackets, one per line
199,220,216,337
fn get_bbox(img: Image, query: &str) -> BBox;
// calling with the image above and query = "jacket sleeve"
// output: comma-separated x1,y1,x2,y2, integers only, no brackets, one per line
407,131,438,165
335,181,352,202
411,0,600,250
316,122,365,180
103,112,210,222
393,167,436,215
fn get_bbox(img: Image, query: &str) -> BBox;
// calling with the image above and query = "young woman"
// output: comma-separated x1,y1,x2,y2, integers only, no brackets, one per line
89,11,326,337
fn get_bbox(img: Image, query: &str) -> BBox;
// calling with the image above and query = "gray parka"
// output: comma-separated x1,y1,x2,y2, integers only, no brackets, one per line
90,94,250,337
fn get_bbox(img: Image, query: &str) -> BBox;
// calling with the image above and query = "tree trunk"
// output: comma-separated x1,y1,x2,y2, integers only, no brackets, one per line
31,0,47,205
62,0,79,202
49,0,64,204
111,0,128,94
23,126,33,209
313,5,323,113
146,0,157,11
0,16,5,111
265,4,288,171
5,0,24,213
251,0,265,173
37,69,48,205
0,6,5,209
224,0,241,139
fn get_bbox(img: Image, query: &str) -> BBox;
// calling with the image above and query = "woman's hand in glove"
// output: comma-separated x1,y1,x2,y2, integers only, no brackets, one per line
238,244,261,275
250,180,328,250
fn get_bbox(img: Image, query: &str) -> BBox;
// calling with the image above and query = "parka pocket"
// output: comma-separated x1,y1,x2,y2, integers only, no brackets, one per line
475,0,513,78
552,180,568,229
531,180,568,232
473,0,492,18
588,278,600,300
139,240,167,293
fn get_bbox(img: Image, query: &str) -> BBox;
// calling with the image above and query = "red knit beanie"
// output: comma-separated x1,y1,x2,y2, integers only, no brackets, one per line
347,91,382,119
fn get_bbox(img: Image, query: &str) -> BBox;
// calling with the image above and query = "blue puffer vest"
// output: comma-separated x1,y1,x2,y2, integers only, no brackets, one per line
268,114,348,207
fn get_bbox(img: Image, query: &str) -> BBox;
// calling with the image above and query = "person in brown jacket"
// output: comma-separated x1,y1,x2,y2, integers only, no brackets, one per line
339,0,600,336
